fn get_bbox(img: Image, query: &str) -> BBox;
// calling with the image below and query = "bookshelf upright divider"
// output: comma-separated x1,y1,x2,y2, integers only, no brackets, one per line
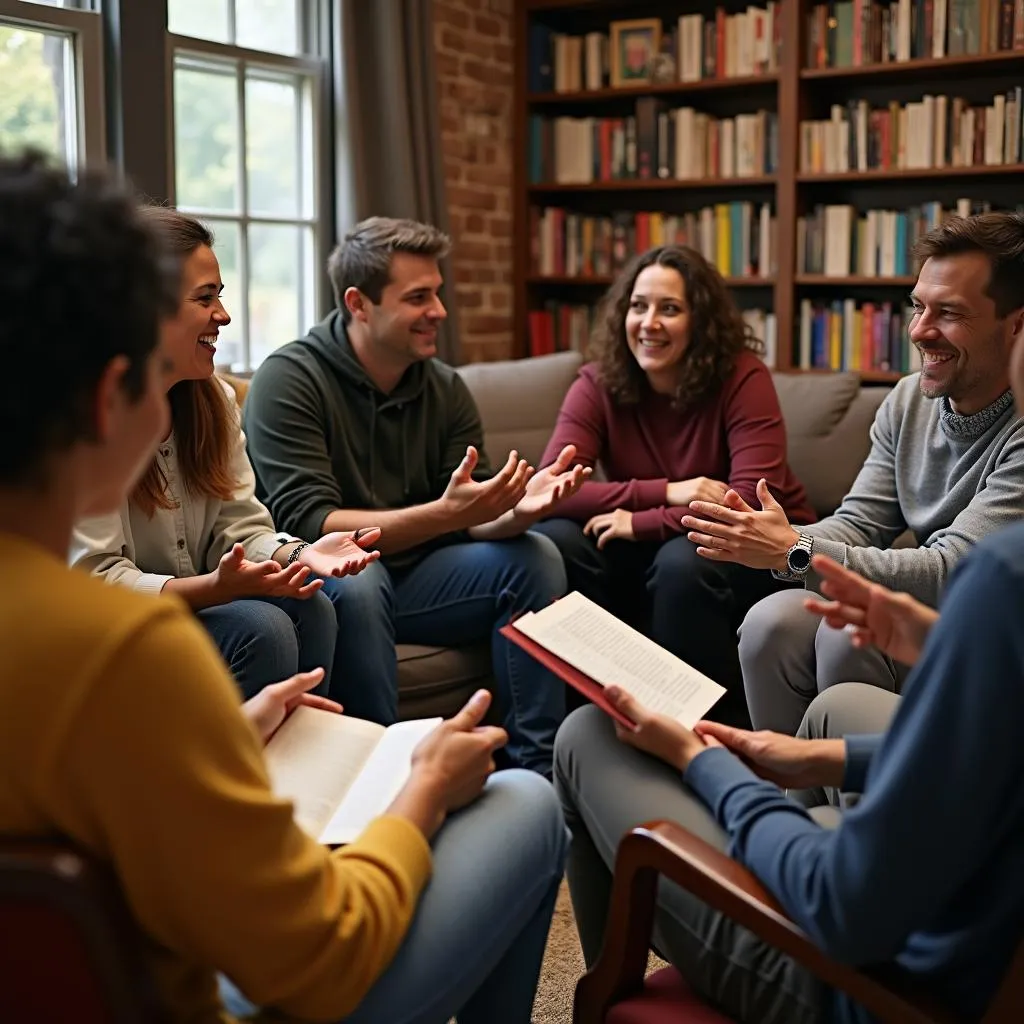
513,0,1024,381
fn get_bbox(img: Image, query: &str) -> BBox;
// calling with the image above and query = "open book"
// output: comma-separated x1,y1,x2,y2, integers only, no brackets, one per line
263,708,441,845
502,591,726,729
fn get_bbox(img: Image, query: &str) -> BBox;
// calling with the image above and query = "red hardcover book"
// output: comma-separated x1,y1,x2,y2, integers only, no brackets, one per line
499,621,635,728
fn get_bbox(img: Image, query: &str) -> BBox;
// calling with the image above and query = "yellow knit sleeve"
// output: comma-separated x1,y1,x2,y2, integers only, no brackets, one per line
43,604,432,1020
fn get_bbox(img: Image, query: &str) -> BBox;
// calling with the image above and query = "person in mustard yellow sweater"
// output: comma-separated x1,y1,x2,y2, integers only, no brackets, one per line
0,150,567,1022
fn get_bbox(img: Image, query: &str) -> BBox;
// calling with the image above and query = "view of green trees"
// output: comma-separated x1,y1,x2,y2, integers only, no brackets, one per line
0,25,71,161
1,0,314,370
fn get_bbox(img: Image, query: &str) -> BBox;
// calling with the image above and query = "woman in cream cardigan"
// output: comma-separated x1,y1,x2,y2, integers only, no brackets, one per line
72,208,379,699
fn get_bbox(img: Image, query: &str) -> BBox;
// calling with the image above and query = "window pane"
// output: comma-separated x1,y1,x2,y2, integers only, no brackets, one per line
245,75,300,217
248,223,311,367
168,0,230,44
204,220,245,370
0,25,76,164
174,63,240,213
236,0,300,55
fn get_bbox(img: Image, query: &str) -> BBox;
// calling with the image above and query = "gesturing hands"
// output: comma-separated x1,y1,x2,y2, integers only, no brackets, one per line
242,667,341,745
584,508,634,549
442,446,533,529
680,478,799,570
213,543,324,601
298,527,381,579
391,690,508,839
804,554,938,667
513,444,591,521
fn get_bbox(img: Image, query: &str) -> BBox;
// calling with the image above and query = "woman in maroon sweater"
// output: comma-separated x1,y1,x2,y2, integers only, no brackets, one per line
533,246,814,724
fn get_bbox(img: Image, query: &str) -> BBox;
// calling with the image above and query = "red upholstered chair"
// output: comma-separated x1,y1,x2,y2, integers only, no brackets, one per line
0,839,169,1024
574,821,1024,1024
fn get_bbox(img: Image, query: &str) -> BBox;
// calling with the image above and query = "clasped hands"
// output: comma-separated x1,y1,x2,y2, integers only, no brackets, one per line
440,443,590,530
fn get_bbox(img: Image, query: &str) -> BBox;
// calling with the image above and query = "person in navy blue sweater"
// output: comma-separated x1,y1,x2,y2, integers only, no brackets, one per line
554,216,1024,1023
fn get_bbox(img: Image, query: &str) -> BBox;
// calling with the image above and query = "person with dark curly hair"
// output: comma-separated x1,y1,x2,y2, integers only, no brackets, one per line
533,245,814,723
0,150,566,1024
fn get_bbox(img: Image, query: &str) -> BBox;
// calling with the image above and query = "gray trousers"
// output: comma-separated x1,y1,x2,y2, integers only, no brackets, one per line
738,589,910,734
553,684,901,1024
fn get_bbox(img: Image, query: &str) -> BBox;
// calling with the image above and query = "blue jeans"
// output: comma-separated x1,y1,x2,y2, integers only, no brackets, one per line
198,592,337,701
219,770,568,1024
319,534,568,776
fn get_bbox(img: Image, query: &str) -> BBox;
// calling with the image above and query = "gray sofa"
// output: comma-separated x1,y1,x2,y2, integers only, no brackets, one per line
395,351,891,720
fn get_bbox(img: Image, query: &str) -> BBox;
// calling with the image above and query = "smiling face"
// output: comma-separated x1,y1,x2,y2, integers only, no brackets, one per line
909,252,1017,415
624,263,691,393
346,251,447,371
163,244,230,387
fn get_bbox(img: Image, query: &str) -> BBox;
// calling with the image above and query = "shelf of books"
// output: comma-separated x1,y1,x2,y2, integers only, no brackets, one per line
513,0,1024,381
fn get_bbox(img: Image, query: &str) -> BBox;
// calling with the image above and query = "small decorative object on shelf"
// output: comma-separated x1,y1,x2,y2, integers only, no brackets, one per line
514,0,1024,378
609,18,661,88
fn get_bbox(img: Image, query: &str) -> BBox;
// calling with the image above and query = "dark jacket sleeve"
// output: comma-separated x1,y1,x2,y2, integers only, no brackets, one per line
243,355,342,540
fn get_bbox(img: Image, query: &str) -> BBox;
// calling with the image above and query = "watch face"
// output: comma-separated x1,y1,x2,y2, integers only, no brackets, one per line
789,546,812,573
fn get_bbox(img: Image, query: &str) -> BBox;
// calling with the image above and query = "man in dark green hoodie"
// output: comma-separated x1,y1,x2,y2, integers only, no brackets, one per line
244,217,589,778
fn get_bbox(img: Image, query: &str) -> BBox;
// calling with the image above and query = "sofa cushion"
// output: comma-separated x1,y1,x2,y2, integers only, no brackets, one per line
396,642,494,720
456,351,584,467
772,372,890,517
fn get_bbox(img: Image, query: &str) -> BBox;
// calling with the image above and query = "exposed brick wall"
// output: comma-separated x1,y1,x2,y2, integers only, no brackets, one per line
434,0,515,363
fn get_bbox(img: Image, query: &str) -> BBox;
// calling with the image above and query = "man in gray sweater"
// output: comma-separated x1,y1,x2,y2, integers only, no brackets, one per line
681,212,1024,734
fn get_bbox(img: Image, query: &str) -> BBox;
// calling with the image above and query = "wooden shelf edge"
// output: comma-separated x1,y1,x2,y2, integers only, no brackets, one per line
798,164,1024,182
527,275,775,286
801,49,1024,80
527,74,778,105
796,276,916,285
528,176,777,192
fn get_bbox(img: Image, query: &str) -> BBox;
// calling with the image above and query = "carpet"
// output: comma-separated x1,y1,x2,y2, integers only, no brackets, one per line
532,880,667,1024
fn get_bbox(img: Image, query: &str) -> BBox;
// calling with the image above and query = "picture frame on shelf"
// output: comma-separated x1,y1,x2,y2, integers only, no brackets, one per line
609,18,662,88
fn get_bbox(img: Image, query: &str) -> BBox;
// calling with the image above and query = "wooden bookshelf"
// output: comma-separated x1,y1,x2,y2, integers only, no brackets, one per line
513,0,1024,377
527,175,777,192
528,274,775,286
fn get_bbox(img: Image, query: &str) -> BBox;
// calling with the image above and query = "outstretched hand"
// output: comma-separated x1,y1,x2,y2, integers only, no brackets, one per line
214,543,324,601
241,668,340,745
299,527,382,579
514,444,591,520
442,446,532,529
680,479,799,570
803,554,938,667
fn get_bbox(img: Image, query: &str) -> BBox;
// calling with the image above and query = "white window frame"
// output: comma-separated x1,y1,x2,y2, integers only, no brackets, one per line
0,0,105,166
167,2,329,372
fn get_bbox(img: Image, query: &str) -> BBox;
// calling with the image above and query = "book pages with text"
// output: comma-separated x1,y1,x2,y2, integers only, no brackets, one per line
320,718,443,846
264,708,386,840
512,592,725,726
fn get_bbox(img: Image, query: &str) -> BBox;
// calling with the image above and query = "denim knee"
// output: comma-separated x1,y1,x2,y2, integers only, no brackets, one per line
509,531,568,604
319,560,395,627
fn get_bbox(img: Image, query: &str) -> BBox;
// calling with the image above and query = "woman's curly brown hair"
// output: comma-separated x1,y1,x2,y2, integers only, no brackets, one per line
589,245,764,409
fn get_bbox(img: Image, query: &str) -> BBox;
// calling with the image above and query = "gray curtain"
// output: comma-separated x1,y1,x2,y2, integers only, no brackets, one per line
333,0,462,364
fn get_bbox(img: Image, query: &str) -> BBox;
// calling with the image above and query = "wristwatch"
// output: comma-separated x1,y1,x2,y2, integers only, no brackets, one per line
772,532,814,582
